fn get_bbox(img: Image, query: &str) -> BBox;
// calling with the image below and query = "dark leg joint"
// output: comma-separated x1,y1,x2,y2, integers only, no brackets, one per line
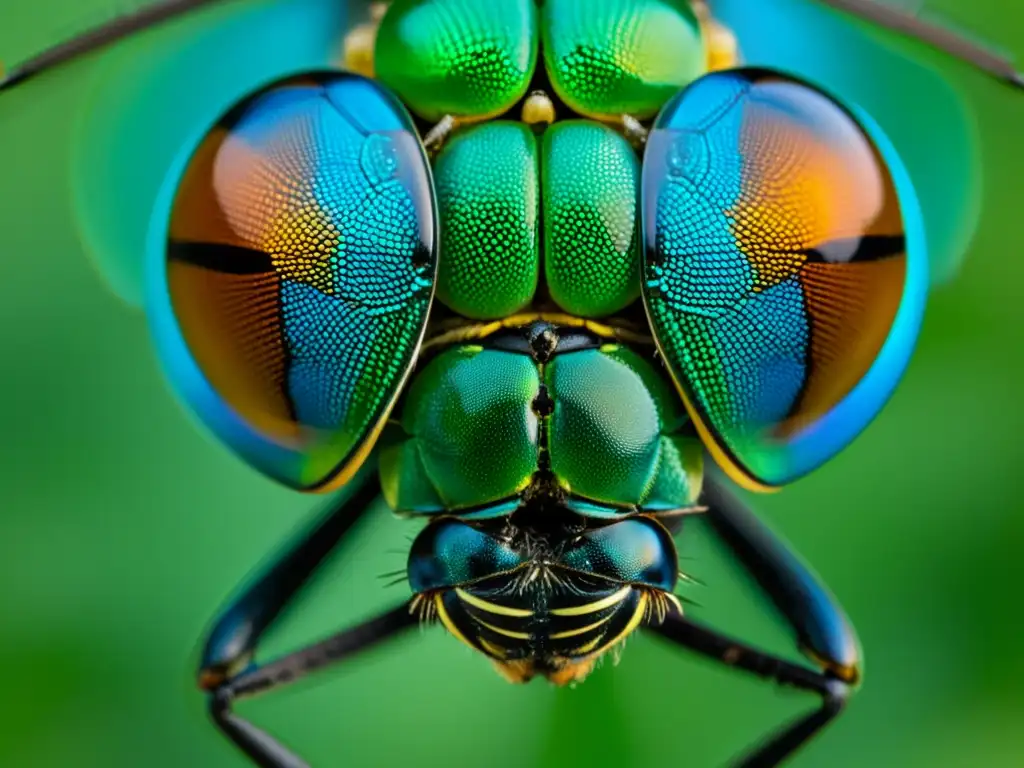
733,676,852,768
206,685,310,768
820,676,851,717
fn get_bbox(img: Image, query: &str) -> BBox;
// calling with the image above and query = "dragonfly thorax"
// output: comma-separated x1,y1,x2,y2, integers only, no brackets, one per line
379,319,705,520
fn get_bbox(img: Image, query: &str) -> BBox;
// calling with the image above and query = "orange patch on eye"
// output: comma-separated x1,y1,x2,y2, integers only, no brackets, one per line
727,88,902,291
169,127,248,248
775,257,906,437
168,262,300,445
171,119,342,296
263,203,341,295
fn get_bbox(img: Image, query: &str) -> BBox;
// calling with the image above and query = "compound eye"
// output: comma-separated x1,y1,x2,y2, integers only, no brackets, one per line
151,73,437,491
641,68,926,490
558,518,678,592
375,0,539,122
407,520,526,592
541,0,706,121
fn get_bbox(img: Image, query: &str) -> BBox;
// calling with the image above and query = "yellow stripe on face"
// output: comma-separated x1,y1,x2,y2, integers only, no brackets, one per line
584,592,649,659
550,585,632,616
570,634,605,655
434,594,475,651
455,588,534,618
478,637,509,659
617,592,650,644
476,619,531,641
549,613,615,639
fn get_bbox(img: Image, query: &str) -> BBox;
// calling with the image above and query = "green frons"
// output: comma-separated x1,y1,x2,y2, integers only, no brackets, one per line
434,122,540,319
543,121,641,317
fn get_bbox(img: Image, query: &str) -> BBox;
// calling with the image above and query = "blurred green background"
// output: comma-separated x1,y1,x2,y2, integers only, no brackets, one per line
1,1,1022,766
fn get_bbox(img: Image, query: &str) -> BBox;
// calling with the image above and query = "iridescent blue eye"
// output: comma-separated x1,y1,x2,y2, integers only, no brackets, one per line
407,520,526,592
642,68,927,490
558,518,678,592
148,73,437,491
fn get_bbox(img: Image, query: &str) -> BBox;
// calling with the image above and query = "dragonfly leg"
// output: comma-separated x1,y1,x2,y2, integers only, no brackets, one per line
646,475,861,767
198,471,419,768
209,605,416,768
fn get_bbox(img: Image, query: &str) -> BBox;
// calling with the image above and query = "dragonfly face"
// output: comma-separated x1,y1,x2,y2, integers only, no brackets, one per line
2,1,1019,766
159,0,913,749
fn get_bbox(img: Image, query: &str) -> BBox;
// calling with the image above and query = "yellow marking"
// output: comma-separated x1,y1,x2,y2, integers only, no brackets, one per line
704,21,739,72
803,645,862,686
422,321,504,350
311,410,391,493
550,585,632,617
433,594,475,651
582,592,650,660
423,313,654,351
342,1,389,77
676,381,777,493
503,313,625,338
477,619,531,641
522,91,556,125
478,637,508,659
505,313,620,340
570,634,605,655
455,588,533,618
549,614,615,640
690,1,740,72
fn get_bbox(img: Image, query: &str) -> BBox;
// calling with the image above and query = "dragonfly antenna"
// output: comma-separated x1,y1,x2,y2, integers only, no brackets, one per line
0,0,222,92
820,0,1024,89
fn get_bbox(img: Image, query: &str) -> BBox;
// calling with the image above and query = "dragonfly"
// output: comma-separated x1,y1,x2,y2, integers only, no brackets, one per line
1,2,1018,767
